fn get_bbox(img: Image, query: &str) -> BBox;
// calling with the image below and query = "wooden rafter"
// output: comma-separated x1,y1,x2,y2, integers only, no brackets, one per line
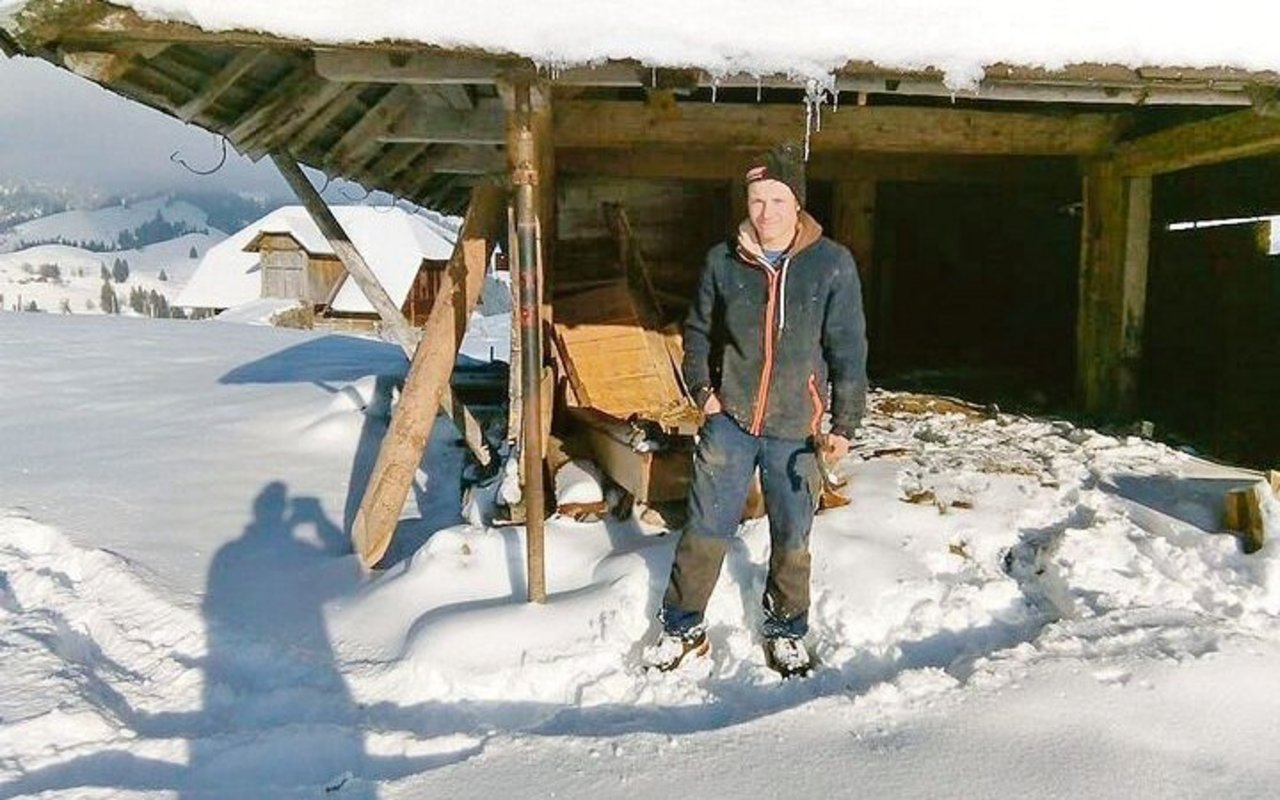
177,47,266,122
378,99,506,145
553,101,1127,156
225,57,319,149
284,82,365,154
1111,109,1280,176
323,84,418,166
557,147,1078,184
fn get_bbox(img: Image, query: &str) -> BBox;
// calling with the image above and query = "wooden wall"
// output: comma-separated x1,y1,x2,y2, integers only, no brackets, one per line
1143,220,1280,467
556,175,730,314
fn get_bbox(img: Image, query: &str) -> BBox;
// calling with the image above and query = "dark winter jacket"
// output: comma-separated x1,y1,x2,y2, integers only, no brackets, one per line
682,212,868,441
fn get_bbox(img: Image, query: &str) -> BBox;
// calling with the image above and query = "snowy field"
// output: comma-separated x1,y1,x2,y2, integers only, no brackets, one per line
2,313,1280,798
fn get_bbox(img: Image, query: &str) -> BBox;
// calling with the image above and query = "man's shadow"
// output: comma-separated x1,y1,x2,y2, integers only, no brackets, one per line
0,482,473,799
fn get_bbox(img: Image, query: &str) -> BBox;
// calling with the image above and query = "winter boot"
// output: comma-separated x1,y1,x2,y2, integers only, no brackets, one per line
643,627,710,672
763,636,813,679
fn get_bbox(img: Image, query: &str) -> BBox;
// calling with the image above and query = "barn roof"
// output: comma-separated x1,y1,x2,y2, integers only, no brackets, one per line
3,0,1280,212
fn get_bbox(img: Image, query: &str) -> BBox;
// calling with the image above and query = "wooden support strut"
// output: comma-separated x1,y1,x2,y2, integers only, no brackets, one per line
269,152,492,471
348,184,505,568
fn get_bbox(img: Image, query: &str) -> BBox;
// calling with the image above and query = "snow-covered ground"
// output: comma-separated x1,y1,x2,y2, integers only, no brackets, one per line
2,313,1279,798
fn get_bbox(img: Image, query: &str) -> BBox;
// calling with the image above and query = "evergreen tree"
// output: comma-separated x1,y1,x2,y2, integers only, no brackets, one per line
99,279,117,314
100,263,111,281
112,258,130,284
158,268,169,282
188,246,198,259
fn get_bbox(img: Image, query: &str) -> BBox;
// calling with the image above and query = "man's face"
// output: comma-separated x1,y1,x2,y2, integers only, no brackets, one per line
747,179,800,248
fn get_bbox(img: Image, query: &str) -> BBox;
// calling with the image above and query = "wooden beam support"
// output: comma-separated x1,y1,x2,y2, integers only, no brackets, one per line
350,184,505,568
177,47,266,122
1112,109,1280,176
316,49,521,85
226,59,320,149
1077,160,1151,415
283,82,365,154
378,99,506,145
323,84,417,167
418,144,506,175
558,147,1078,185
554,102,1126,156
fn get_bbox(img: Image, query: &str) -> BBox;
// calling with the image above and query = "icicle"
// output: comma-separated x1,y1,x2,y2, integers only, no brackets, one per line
711,77,719,103
756,76,763,103
651,66,657,88
833,88,839,112
803,94,814,161
802,78,828,159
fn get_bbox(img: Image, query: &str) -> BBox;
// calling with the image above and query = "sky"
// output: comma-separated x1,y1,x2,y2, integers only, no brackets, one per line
0,53,287,196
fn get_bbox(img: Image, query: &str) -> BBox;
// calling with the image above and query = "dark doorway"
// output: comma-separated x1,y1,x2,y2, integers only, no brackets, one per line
871,180,1081,411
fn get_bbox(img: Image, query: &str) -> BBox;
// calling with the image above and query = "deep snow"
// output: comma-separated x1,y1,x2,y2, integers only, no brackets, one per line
1,312,1279,798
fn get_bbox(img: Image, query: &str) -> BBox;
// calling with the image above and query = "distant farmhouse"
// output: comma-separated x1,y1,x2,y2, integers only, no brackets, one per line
176,205,459,327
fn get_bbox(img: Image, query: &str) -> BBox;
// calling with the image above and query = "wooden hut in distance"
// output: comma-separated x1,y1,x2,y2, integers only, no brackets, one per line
6,1,1280,587
177,205,457,328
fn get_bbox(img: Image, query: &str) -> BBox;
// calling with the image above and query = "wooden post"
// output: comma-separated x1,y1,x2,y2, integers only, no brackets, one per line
270,150,492,468
349,184,505,567
1077,160,1151,416
498,78,556,603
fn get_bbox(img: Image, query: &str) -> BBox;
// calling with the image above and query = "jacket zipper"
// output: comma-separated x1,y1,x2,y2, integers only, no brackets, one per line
749,265,781,435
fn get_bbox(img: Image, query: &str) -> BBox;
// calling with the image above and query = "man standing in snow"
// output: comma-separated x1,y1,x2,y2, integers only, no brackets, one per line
646,142,868,678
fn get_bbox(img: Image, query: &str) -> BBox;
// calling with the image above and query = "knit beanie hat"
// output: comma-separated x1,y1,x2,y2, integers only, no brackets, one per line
745,141,806,207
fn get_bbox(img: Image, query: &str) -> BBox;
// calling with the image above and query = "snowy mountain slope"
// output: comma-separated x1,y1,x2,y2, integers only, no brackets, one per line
0,313,1278,798
0,195,217,253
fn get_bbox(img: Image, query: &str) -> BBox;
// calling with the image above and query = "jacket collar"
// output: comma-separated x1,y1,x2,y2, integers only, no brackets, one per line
735,211,823,266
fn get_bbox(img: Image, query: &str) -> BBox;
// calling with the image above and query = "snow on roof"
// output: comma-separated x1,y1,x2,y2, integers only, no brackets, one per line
175,205,455,311
32,0,1280,89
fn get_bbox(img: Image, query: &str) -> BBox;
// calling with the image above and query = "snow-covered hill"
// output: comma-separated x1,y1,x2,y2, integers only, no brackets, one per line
0,194,232,315
0,194,217,253
1,313,1278,797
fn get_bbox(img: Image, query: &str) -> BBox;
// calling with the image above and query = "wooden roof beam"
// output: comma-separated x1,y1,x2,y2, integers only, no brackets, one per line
557,147,1078,184
177,47,267,122
225,58,321,150
554,101,1127,156
321,84,418,167
1112,109,1280,176
378,99,506,145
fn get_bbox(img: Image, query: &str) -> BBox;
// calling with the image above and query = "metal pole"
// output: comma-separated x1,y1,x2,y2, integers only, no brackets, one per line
512,122,547,604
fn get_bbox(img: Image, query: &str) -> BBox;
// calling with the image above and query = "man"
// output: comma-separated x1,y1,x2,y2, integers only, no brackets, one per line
645,142,868,678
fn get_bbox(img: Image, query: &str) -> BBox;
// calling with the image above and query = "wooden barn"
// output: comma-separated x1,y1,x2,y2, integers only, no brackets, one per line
177,204,457,327
6,1,1280,589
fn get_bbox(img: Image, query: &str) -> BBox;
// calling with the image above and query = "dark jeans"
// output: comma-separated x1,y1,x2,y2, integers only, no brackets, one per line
661,412,820,639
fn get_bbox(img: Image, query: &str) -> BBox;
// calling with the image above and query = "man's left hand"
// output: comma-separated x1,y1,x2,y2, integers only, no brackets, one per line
820,432,852,463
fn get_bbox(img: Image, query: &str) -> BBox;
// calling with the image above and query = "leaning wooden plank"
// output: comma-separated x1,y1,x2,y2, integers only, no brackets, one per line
351,184,505,568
